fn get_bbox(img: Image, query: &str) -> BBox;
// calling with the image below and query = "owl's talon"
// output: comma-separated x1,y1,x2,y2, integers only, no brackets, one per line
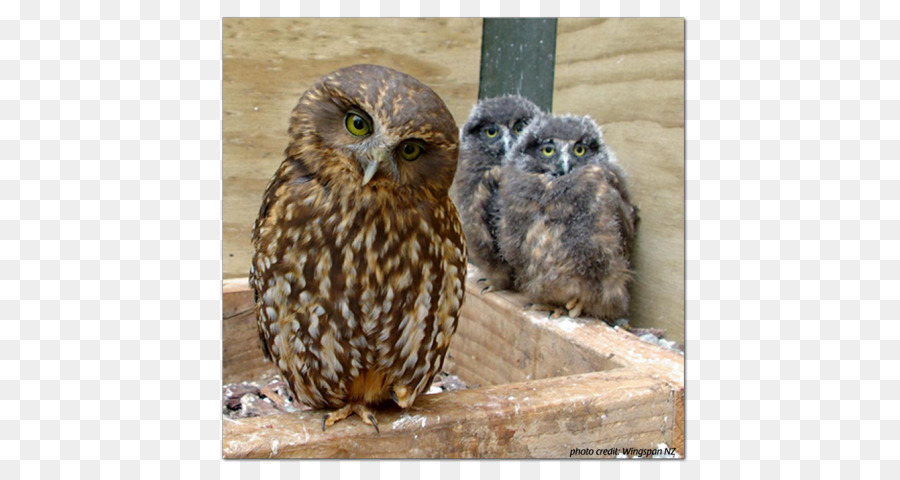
390,386,400,405
477,277,499,295
321,403,380,433
367,414,380,434
321,404,353,431
525,301,566,318
352,404,379,433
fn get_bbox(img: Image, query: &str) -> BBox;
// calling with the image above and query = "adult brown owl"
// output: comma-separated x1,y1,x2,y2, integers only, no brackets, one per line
250,64,466,431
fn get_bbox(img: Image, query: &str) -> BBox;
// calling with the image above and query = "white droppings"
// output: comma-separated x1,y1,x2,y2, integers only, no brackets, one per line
525,311,585,332
392,414,428,429
555,317,581,333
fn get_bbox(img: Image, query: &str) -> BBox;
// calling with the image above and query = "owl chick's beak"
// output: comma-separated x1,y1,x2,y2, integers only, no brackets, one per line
361,147,392,186
502,131,513,155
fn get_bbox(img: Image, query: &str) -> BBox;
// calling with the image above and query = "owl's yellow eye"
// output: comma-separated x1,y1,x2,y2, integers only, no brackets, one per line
512,120,526,135
541,145,555,157
573,144,587,157
345,112,371,136
398,141,423,161
484,125,499,138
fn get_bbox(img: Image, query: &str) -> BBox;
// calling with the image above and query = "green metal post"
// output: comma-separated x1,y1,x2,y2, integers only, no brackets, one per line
478,18,558,112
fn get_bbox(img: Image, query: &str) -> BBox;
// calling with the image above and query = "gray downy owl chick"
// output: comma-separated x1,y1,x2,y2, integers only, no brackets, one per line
450,95,544,292
498,115,639,320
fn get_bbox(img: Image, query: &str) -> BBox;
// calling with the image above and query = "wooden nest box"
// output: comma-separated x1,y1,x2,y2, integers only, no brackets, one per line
222,265,684,459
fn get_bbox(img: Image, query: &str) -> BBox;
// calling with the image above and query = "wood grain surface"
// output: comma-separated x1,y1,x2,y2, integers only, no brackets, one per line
222,18,684,344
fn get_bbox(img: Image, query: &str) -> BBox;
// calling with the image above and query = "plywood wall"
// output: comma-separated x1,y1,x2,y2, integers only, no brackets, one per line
222,18,684,344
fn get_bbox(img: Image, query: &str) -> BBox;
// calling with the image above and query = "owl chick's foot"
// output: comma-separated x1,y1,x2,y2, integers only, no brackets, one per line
524,302,568,319
565,298,584,319
321,403,380,434
476,278,499,295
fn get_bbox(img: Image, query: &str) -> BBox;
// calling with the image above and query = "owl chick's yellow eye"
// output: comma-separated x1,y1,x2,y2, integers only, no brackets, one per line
513,120,526,135
573,144,587,157
485,126,499,138
541,145,555,157
345,112,371,136
398,141,423,161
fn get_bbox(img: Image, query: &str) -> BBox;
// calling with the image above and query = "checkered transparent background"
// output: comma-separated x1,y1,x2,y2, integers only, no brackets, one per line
3,0,895,478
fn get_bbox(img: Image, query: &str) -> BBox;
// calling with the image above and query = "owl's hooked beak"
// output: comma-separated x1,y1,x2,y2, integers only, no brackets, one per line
360,147,392,186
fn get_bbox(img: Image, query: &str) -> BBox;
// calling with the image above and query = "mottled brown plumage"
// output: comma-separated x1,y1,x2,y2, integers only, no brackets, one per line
250,64,466,431
498,115,638,320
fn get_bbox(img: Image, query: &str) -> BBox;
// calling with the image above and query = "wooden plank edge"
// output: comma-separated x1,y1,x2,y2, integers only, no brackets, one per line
223,367,678,459
224,277,254,319
673,385,684,457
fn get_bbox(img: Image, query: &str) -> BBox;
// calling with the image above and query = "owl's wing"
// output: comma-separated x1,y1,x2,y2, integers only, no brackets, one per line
250,160,314,362
599,162,639,259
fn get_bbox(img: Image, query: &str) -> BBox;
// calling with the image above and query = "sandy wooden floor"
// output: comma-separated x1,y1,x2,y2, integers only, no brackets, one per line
222,18,684,343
